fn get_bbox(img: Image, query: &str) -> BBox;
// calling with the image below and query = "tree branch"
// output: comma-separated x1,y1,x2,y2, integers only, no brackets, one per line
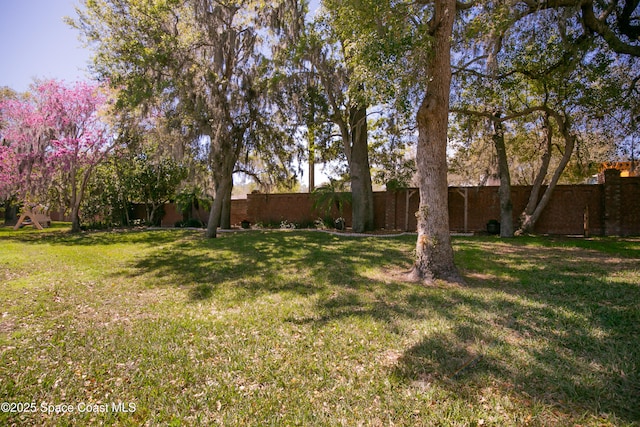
581,1,640,56
521,0,640,57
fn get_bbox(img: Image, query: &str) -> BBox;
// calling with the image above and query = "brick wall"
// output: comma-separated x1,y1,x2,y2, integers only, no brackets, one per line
156,199,247,227
247,193,322,226
381,184,604,235
231,199,248,225
160,203,183,227
445,185,604,235
246,191,389,229
235,174,636,235
526,185,604,235
141,172,638,236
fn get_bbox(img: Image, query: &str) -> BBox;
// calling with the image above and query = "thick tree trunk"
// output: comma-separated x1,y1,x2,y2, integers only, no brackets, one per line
206,195,221,239
71,207,81,233
71,181,83,231
220,183,232,229
492,115,514,237
349,103,375,233
206,173,233,238
410,0,461,283
206,147,236,238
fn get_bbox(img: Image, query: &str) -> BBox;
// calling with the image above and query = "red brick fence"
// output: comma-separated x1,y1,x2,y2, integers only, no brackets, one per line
154,170,639,236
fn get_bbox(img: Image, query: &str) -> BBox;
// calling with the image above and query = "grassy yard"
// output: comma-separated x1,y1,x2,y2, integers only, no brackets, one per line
1,224,638,426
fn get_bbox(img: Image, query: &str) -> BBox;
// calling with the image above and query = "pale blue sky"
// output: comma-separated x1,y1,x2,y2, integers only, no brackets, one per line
0,0,91,92
0,0,321,93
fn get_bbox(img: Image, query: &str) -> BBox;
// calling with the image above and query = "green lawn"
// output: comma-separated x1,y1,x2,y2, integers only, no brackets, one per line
1,224,639,426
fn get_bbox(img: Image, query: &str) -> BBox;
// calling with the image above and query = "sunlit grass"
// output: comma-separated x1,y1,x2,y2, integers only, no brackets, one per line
1,225,638,426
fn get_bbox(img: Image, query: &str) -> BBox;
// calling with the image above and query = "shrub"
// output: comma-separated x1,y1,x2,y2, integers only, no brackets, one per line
175,218,204,228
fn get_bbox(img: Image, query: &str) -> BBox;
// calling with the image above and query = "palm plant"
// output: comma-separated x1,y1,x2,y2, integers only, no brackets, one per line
312,179,351,227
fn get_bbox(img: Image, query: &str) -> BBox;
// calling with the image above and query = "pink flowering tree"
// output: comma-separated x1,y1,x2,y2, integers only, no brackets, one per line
0,80,114,232
0,89,53,211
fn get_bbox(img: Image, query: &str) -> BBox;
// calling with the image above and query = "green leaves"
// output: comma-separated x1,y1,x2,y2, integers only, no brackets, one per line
322,0,432,107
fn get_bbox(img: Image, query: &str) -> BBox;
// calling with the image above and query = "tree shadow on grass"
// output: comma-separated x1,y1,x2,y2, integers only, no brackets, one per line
392,238,640,424
125,230,415,305
121,231,640,422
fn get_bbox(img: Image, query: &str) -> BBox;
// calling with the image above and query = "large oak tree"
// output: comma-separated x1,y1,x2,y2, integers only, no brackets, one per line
72,0,303,237
323,0,468,282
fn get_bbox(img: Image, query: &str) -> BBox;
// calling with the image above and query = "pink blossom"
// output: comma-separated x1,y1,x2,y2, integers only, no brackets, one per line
0,79,114,229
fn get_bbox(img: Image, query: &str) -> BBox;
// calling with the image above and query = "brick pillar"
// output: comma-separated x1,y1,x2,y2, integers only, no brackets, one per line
603,169,622,236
